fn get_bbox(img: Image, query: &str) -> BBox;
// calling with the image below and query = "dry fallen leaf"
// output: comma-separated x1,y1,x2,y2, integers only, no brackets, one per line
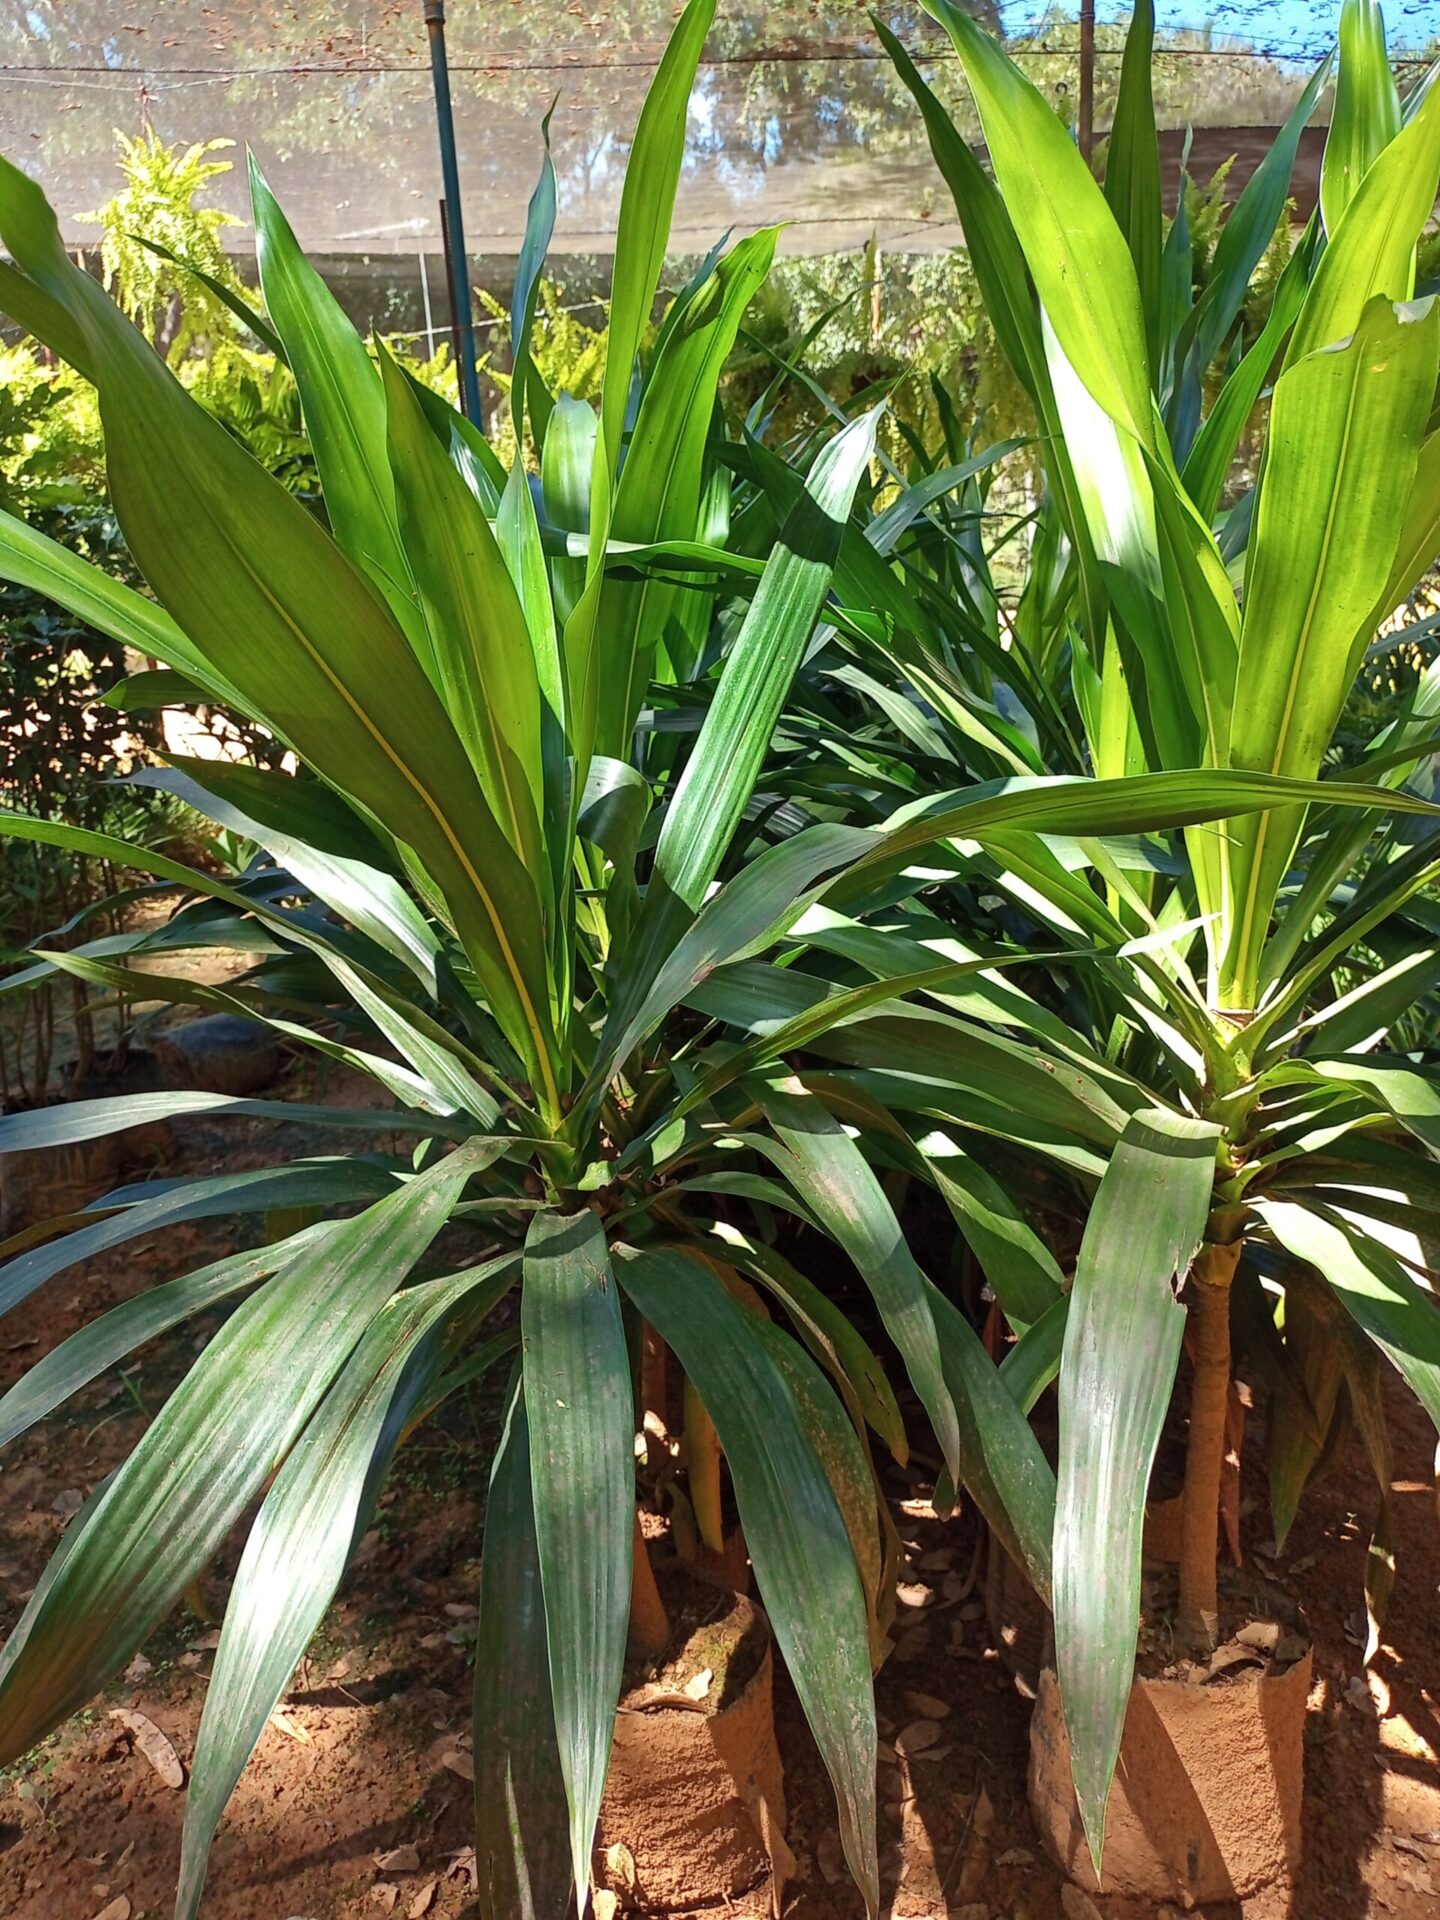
92,1899,131,1920
443,1846,477,1888
816,1828,846,1884
440,1749,475,1782
407,1880,438,1919
900,1689,950,1720
891,1625,930,1663
269,1708,313,1745
52,1488,84,1516
109,1710,184,1789
894,1718,941,1756
122,1655,152,1684
370,1887,398,1915
1060,1887,1105,1920
376,1846,421,1874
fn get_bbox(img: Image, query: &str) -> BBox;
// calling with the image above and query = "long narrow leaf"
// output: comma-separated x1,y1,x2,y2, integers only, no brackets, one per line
522,1209,632,1913
1054,1108,1217,1870
616,1243,879,1916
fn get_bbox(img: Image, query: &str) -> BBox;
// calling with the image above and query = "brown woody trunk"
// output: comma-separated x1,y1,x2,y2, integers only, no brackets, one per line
684,1379,725,1555
1177,1239,1242,1649
629,1510,671,1662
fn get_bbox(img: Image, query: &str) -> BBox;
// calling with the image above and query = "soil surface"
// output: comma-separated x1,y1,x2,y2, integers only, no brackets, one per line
0,1048,1437,1920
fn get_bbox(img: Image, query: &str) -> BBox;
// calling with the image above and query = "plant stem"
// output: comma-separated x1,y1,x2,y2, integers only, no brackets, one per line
629,1509,670,1662
684,1378,725,1554
1177,1238,1242,1650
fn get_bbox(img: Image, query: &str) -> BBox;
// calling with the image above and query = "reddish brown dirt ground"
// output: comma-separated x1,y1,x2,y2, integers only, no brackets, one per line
0,1054,1437,1920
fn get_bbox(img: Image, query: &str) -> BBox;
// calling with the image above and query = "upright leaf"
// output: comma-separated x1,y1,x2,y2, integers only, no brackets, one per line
1104,0,1162,378
378,343,545,876
1220,296,1440,1006
924,0,1152,442
595,227,778,756
249,157,420,648
1322,0,1402,238
568,0,718,764
646,410,879,921
1287,71,1440,364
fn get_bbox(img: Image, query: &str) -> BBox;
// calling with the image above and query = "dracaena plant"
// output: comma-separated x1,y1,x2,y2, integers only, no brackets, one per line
0,13,1287,1920
758,0,1440,1875
0,6,1420,1915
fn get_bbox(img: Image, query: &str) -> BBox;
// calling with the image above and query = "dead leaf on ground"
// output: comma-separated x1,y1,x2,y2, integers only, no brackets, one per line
376,1845,421,1873
370,1887,398,1914
269,1707,313,1744
440,1749,474,1782
900,1689,950,1720
444,1846,476,1888
52,1488,84,1516
894,1718,941,1755
407,1880,438,1919
109,1710,184,1788
92,1899,131,1920
1060,1887,1105,1920
121,1655,152,1684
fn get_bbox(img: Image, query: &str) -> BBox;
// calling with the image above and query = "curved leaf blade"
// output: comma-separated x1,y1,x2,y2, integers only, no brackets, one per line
521,1209,632,1913
1054,1108,1217,1871
615,1243,879,1917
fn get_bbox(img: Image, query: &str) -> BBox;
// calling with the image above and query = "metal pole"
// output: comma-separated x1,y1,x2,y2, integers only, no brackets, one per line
1078,0,1095,164
423,0,483,423
438,199,467,396
418,247,436,360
